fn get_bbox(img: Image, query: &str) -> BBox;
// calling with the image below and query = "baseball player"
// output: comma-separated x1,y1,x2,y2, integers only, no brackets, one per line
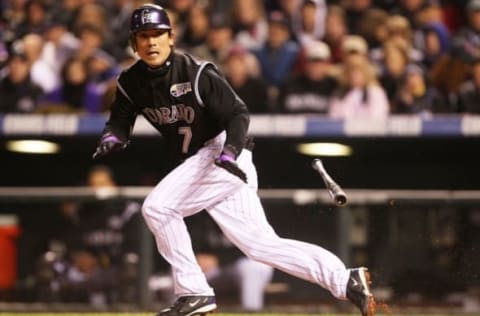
93,4,376,316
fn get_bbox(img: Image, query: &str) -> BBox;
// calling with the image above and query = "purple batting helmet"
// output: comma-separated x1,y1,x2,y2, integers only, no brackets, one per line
130,4,171,34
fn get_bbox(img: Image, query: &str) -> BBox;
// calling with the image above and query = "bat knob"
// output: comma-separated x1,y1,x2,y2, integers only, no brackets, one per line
311,158,321,171
334,194,348,206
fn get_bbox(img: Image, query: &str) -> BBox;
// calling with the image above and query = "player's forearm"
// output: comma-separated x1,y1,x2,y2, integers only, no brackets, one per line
224,110,249,158
103,119,133,141
103,103,137,141
199,68,250,156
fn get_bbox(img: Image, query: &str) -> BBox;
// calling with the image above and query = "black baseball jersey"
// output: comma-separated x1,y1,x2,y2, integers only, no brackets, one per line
103,50,250,163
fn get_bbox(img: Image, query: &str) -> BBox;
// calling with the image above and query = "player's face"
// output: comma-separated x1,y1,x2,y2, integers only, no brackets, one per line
135,29,173,68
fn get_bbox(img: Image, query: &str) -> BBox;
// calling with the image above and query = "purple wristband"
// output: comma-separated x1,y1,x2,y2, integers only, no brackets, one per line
102,134,121,143
218,153,235,162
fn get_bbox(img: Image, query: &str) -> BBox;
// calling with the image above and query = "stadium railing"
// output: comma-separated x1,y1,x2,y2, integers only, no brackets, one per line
1,113,480,137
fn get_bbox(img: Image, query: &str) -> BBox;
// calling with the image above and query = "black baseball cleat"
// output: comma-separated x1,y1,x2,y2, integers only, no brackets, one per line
346,267,376,316
156,295,217,316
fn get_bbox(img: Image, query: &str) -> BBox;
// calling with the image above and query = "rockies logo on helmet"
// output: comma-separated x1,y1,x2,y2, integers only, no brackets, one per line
130,4,171,33
141,11,156,24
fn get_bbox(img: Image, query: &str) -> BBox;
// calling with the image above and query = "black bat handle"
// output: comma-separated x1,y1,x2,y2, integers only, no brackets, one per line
328,182,348,206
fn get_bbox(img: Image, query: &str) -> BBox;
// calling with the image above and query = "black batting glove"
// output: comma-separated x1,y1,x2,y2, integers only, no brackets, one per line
214,150,247,183
92,133,129,159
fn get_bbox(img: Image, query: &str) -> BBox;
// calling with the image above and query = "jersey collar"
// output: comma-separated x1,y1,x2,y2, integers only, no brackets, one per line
143,51,174,77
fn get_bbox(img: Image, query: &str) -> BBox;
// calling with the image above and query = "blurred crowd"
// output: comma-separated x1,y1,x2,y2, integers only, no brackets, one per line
1,0,480,117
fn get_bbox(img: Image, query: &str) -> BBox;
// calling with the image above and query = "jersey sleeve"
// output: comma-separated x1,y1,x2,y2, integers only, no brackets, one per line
102,81,138,141
198,67,250,158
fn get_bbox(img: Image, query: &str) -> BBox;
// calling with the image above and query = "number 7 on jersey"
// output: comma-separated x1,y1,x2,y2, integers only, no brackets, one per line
178,126,192,154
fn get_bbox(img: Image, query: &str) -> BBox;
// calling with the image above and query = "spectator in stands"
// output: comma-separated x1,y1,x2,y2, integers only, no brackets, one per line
0,44,42,113
41,17,80,86
107,0,136,61
2,0,27,35
429,53,469,109
37,165,142,306
342,0,378,35
252,11,300,90
342,34,369,59
278,40,338,113
74,24,119,92
330,34,369,80
392,0,430,29
451,0,480,63
391,63,448,114
386,15,423,63
177,3,209,50
40,57,103,113
49,0,81,32
376,40,411,100
408,1,449,61
163,8,182,40
224,47,269,113
418,22,451,69
231,0,268,50
75,24,114,64
457,58,480,113
415,1,447,28
13,0,48,37
22,33,58,93
73,3,109,40
87,53,120,96
356,8,389,50
191,12,234,71
430,2,474,107
272,0,303,22
292,0,327,45
272,0,327,46
164,0,196,27
370,14,423,65
75,6,124,64
0,42,7,70
323,5,349,64
329,54,390,119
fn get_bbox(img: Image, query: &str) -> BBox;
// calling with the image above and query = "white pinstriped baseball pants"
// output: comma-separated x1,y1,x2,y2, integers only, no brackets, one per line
142,132,350,300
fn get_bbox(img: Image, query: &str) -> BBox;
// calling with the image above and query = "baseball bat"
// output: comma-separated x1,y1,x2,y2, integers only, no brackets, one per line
312,159,348,206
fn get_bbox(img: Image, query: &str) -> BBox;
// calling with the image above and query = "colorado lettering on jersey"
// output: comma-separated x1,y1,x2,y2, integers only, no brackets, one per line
142,104,195,125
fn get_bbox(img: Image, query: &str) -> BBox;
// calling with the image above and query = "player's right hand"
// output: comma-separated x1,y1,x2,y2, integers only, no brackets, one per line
214,152,247,183
92,133,129,159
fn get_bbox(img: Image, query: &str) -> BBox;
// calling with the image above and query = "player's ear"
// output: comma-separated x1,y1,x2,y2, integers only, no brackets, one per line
168,31,175,46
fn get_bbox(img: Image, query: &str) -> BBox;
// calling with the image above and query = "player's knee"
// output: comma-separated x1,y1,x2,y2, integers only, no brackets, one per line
141,202,153,222
141,198,161,222
142,199,178,225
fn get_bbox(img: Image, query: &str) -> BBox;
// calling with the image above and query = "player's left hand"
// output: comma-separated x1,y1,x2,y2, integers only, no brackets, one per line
214,151,247,183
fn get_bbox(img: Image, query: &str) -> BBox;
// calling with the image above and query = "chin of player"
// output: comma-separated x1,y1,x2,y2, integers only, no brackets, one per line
140,54,167,69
